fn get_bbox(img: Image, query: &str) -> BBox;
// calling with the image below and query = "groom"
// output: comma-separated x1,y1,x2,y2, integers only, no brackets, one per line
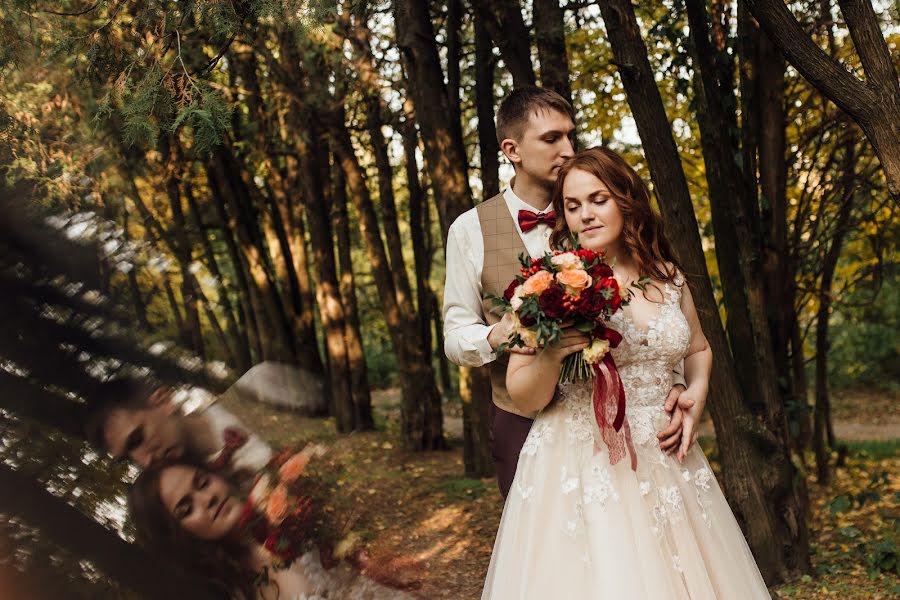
84,377,272,476
443,87,687,497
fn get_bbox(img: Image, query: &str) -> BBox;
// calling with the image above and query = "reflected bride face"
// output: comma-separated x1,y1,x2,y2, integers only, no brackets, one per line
158,465,242,540
561,168,625,253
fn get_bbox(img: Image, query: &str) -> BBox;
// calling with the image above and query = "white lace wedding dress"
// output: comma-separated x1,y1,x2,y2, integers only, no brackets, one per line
482,275,770,599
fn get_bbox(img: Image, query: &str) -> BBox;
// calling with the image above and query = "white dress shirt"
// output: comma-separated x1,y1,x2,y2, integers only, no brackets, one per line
443,186,555,367
202,403,273,473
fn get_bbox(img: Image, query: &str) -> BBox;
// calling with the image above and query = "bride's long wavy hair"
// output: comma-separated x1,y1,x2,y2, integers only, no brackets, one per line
129,461,257,600
549,147,683,286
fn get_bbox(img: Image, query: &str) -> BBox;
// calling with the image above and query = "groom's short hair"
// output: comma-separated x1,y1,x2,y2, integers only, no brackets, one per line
84,377,156,451
496,86,574,144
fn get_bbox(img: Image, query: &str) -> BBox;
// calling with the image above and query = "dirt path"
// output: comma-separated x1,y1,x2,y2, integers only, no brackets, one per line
222,387,899,599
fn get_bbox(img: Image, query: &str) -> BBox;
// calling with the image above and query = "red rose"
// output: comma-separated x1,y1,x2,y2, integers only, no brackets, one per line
538,285,567,319
252,519,269,542
600,277,622,312
576,285,604,319
520,314,536,327
589,263,613,279
502,280,519,301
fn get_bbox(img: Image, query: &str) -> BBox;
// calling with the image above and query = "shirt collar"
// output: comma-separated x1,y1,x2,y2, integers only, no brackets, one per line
503,177,554,215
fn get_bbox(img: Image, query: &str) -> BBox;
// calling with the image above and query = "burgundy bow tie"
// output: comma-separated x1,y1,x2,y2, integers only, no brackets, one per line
209,426,249,471
518,209,557,232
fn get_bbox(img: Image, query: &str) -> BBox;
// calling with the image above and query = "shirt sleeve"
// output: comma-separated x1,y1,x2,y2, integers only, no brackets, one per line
442,219,498,367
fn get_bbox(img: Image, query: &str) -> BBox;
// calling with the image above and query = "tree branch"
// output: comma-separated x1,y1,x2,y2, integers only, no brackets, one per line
837,0,900,93
745,0,877,119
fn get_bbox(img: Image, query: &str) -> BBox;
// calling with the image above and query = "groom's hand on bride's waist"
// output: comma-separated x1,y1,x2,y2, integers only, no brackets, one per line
658,384,690,455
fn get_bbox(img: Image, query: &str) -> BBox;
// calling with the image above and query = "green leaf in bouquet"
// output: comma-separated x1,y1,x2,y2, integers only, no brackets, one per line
520,295,541,318
518,253,532,269
632,277,651,292
574,319,595,333
542,253,556,271
487,293,511,310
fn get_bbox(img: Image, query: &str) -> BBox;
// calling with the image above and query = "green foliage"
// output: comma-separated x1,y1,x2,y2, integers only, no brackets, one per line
171,83,233,155
866,531,900,578
826,267,900,391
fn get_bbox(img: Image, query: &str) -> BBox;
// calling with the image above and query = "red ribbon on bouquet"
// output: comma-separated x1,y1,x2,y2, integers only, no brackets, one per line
592,327,638,470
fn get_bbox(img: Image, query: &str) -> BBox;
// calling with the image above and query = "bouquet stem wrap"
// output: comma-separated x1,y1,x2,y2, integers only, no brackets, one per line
590,328,637,471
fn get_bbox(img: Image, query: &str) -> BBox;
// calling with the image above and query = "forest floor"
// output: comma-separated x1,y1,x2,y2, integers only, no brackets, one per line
222,388,900,600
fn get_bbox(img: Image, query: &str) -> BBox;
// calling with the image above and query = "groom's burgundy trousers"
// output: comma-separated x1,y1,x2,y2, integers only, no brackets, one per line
491,404,535,498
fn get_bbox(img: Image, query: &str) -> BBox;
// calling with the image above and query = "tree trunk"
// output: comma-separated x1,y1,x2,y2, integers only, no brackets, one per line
324,99,445,450
402,109,433,353
598,0,811,582
533,0,573,104
475,9,501,200
120,209,152,331
184,179,253,371
471,0,536,88
745,0,900,198
0,464,216,599
460,366,496,478
753,22,804,450
332,159,374,430
230,50,325,374
813,139,857,483
161,137,206,360
294,118,356,429
203,164,264,363
394,0,475,243
446,0,463,128
207,149,306,367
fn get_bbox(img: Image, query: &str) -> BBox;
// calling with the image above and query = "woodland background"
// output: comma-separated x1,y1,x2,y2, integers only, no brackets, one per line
0,0,897,598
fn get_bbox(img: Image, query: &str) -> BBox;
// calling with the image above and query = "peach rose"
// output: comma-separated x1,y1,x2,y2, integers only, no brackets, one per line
249,474,272,511
556,269,592,297
278,450,311,483
522,270,554,296
550,253,584,271
266,484,290,525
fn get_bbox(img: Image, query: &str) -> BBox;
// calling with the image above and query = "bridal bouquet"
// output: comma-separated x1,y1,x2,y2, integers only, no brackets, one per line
239,443,327,567
493,247,639,467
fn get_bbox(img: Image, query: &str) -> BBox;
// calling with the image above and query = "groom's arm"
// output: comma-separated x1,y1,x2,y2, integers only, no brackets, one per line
442,217,498,368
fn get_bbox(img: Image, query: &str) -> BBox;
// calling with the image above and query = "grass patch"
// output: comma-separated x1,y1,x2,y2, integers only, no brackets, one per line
433,477,491,500
845,439,900,460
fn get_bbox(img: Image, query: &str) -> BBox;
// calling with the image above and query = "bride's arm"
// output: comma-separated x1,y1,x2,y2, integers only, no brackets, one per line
681,281,712,393
677,280,713,461
506,329,589,414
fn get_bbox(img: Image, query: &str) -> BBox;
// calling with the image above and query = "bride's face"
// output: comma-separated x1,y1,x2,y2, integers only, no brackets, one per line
561,168,625,254
158,465,242,541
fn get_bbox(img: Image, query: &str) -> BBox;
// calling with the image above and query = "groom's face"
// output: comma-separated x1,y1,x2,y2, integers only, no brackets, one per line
103,388,186,467
507,109,576,187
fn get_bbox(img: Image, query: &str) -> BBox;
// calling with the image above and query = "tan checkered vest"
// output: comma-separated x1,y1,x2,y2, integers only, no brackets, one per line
477,192,537,419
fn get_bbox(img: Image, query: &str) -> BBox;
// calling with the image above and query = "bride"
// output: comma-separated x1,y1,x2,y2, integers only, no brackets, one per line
129,460,410,599
481,147,770,599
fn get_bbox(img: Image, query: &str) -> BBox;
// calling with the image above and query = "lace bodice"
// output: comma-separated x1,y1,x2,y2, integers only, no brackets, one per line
551,272,690,449
607,272,690,409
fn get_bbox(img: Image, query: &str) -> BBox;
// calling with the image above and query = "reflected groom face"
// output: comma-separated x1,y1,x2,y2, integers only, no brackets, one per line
103,388,186,467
